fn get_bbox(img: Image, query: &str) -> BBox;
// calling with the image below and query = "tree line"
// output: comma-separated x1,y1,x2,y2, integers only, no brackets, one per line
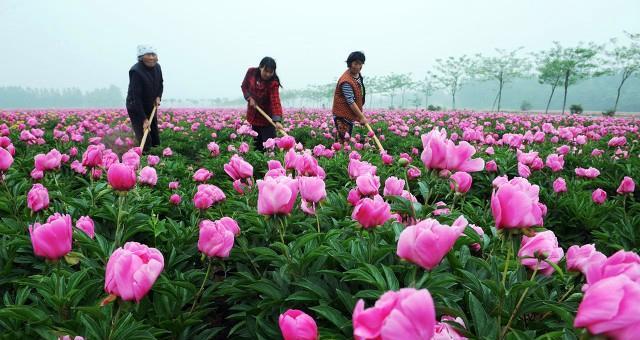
282,32,640,114
0,85,123,109
1,33,638,113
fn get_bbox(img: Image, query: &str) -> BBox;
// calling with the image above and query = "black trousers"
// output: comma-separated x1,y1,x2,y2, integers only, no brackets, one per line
252,125,276,151
333,116,354,142
129,113,160,152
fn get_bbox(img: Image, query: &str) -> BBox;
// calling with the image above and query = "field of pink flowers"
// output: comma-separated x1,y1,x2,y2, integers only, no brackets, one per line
0,108,639,339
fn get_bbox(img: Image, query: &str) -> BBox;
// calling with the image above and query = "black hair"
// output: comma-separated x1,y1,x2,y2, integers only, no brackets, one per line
258,56,283,88
346,51,366,67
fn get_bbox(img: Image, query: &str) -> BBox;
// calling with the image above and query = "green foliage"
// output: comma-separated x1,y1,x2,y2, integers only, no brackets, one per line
0,109,638,339
569,104,583,114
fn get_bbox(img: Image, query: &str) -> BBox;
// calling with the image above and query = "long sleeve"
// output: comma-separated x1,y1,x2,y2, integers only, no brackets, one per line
341,82,356,105
241,69,253,100
361,77,366,105
157,65,163,99
269,83,283,122
128,71,146,120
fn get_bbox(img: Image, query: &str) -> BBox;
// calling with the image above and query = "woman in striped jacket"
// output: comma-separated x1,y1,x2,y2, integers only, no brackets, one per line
332,51,368,142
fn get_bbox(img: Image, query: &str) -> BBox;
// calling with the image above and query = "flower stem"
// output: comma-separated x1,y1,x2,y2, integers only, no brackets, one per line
114,194,126,247
89,174,96,208
241,242,261,276
501,267,538,337
497,230,514,337
402,170,417,218
109,301,122,340
277,217,292,262
277,217,286,245
541,283,575,320
190,259,213,313
501,231,513,289
55,260,67,320
314,203,320,233
53,173,61,191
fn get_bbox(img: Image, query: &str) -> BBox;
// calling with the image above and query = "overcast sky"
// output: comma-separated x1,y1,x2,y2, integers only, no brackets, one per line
1,0,639,99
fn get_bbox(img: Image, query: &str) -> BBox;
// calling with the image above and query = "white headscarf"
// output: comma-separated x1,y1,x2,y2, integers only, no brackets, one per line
137,44,157,57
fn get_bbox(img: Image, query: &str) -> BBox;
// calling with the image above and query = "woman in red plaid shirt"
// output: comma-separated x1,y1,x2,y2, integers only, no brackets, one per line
241,57,284,151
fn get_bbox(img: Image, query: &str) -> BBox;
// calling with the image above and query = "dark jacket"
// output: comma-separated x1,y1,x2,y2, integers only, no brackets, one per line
126,61,163,122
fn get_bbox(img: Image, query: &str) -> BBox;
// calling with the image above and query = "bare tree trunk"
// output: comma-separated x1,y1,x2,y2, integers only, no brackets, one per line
545,76,560,114
614,84,623,113
452,91,456,110
561,70,570,115
614,71,630,113
497,78,504,112
490,91,499,111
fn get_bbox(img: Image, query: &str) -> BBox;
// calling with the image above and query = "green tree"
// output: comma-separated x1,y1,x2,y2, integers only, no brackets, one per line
475,48,531,112
416,73,440,108
396,73,415,108
535,42,602,114
432,55,473,110
535,43,564,114
365,75,381,107
558,42,602,114
602,32,640,113
537,42,602,114
381,73,403,108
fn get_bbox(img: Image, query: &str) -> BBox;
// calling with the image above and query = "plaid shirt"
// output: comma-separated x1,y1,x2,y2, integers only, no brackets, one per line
241,67,283,126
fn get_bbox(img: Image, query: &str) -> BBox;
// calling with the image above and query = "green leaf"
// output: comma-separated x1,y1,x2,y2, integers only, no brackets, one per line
309,305,350,331
468,293,498,339
285,290,318,303
292,278,331,301
418,181,430,201
0,305,50,323
292,232,321,252
543,259,565,279
506,329,535,340
381,265,400,291
364,264,387,290
335,289,356,312
248,280,283,300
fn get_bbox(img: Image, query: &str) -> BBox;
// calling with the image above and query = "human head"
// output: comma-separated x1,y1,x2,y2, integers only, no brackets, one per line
258,56,282,87
137,44,158,67
259,56,277,81
346,51,365,74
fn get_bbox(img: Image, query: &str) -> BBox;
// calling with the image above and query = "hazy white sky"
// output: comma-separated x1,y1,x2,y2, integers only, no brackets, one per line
1,0,639,99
